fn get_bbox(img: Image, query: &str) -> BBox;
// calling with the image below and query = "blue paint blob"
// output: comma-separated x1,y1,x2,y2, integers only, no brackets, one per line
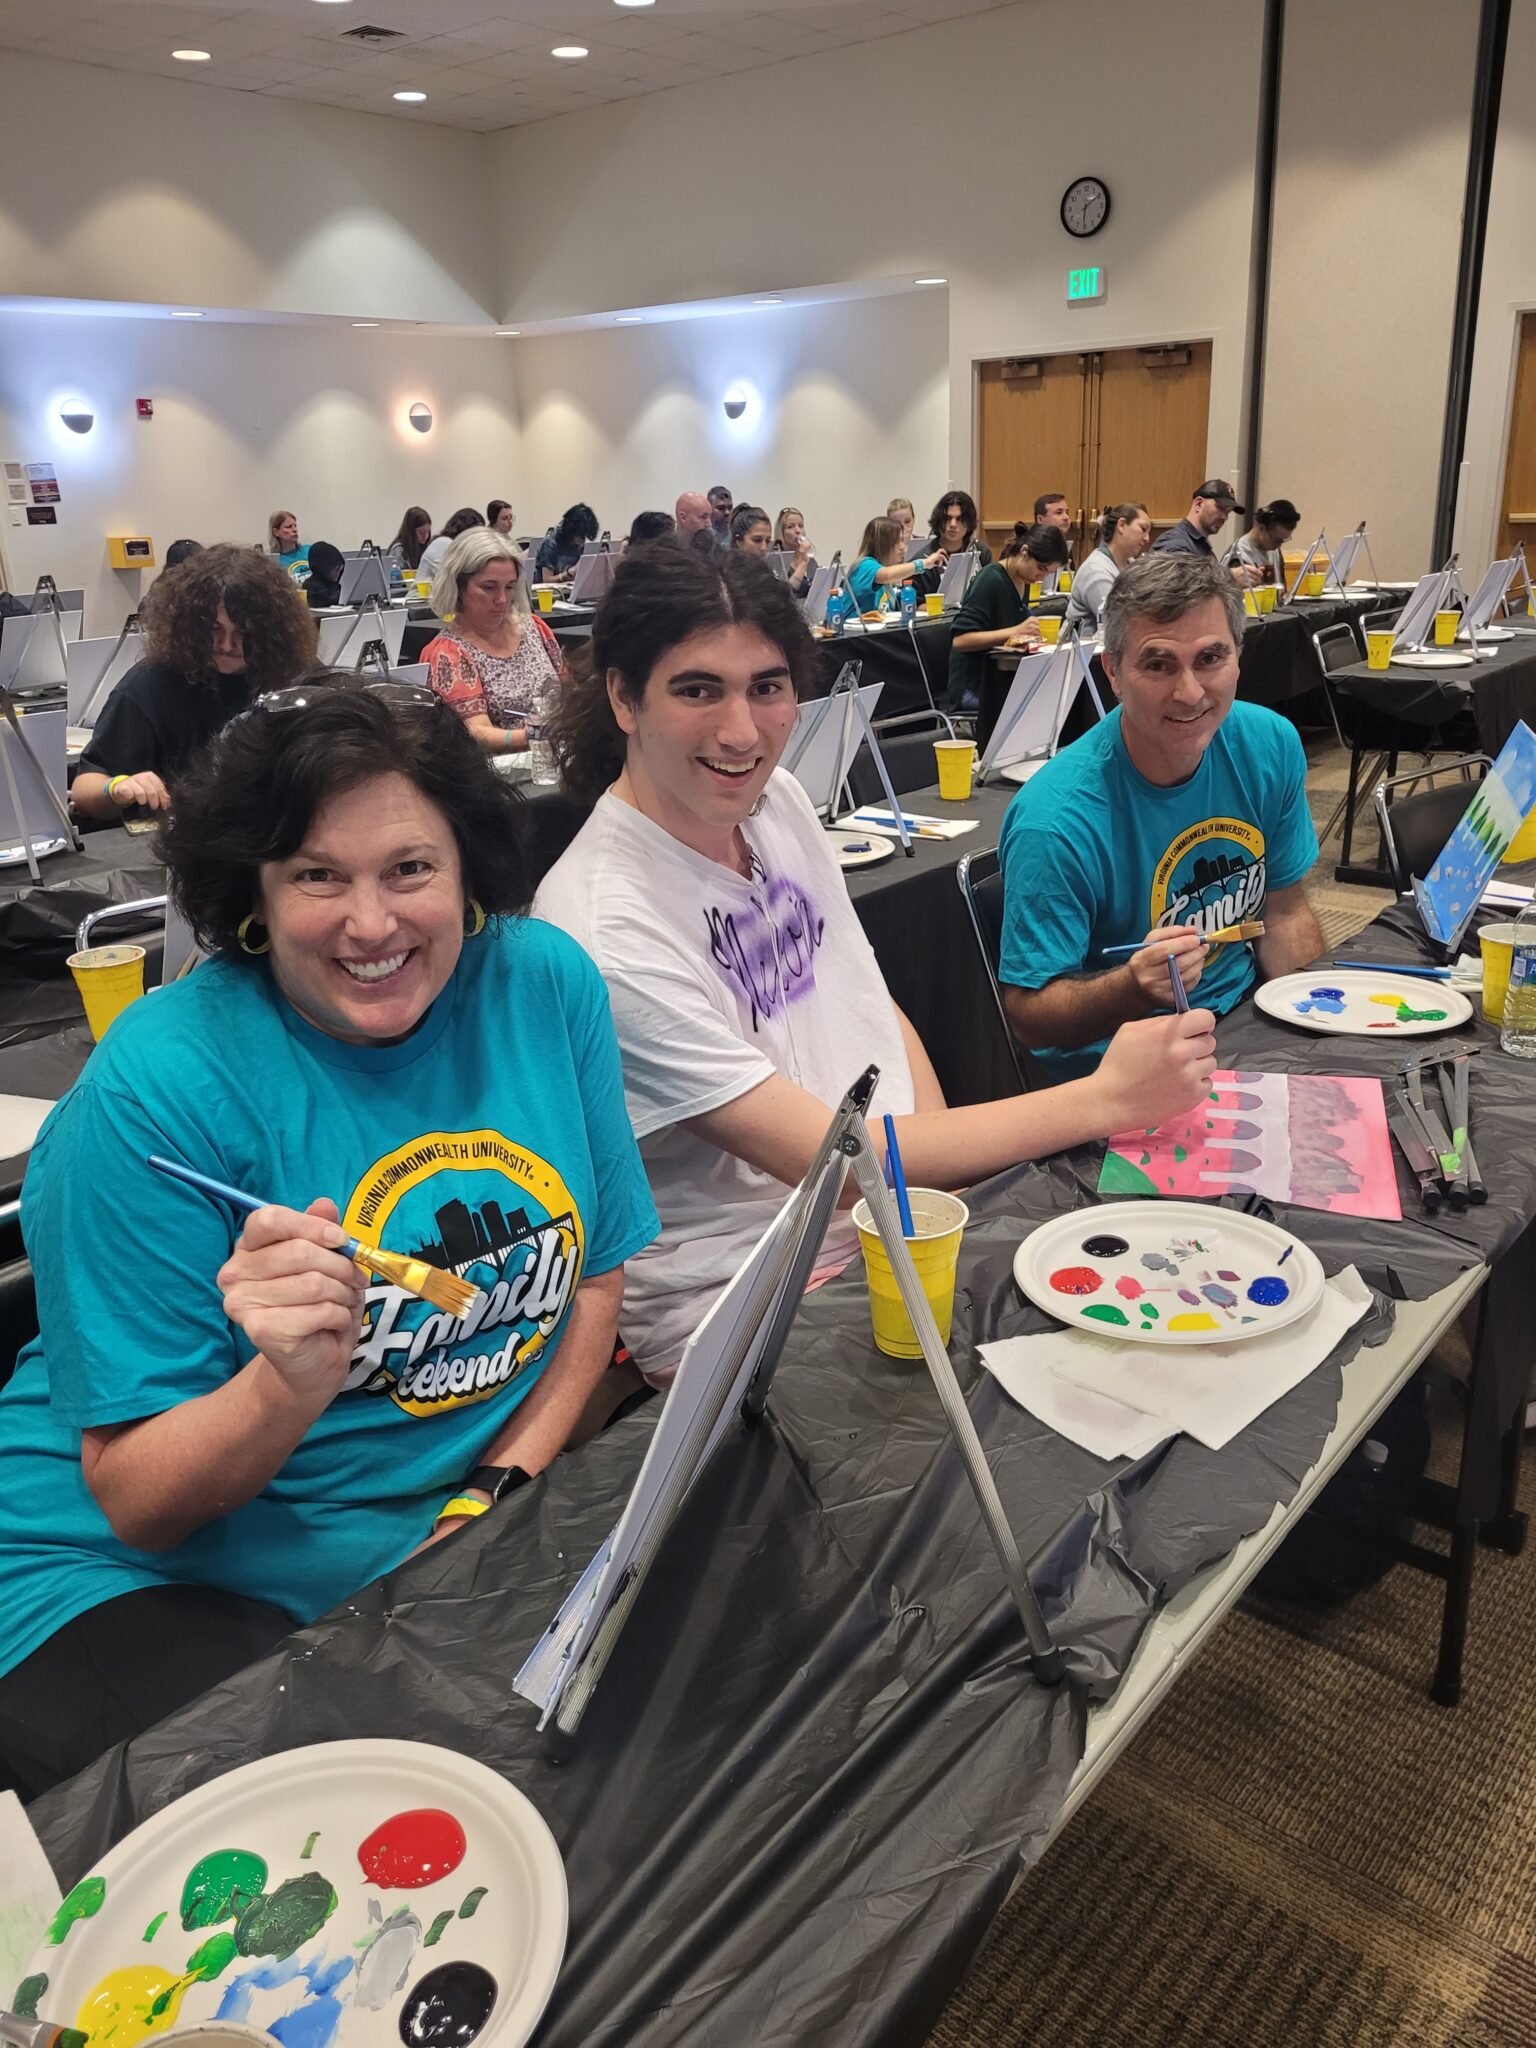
1247,1276,1290,1307
218,1952,354,2048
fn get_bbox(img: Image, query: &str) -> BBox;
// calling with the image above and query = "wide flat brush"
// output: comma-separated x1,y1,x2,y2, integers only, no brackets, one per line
0,2014,88,2048
148,1154,484,1319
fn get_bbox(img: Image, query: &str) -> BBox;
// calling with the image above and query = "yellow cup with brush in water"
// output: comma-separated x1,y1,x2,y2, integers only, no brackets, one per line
147,1155,484,1318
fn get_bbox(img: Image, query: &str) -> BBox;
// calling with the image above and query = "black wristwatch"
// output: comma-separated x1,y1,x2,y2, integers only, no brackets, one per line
467,1464,534,1504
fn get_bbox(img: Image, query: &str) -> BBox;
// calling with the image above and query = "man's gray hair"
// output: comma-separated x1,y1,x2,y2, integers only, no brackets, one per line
1101,551,1244,667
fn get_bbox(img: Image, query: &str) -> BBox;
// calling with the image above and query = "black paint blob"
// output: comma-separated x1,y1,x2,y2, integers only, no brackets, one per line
398,1962,499,2048
1080,1234,1130,1259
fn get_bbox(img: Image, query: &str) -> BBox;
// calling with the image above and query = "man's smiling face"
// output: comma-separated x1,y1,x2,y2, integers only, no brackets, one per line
1102,597,1239,785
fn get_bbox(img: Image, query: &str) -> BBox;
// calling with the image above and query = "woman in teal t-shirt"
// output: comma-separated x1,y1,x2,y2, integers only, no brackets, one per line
0,679,658,1796
268,507,311,581
845,513,946,614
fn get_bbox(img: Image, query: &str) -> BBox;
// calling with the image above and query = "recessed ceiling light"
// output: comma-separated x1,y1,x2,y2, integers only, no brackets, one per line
914,275,948,285
168,308,204,318
615,315,643,324
494,328,520,336
351,320,380,328
393,89,427,102
614,0,656,7
552,45,589,59
172,48,211,61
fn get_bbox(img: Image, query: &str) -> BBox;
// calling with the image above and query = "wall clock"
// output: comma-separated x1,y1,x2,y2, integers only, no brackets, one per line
1061,176,1110,238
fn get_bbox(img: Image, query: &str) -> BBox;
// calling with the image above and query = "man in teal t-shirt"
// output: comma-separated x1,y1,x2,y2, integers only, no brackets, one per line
998,552,1324,1079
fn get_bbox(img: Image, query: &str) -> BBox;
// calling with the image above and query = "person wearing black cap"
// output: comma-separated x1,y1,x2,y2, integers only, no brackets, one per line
1227,500,1300,585
1152,481,1260,584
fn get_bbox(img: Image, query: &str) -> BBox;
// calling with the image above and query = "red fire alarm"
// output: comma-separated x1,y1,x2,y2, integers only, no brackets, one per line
136,398,154,419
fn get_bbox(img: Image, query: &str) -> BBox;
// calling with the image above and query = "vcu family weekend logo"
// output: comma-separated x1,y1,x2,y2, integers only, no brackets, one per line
338,1128,584,1417
1148,815,1268,938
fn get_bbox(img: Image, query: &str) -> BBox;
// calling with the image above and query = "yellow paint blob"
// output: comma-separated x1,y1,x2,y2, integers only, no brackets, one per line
1167,1312,1220,1332
77,1965,192,2047
1368,993,1403,1007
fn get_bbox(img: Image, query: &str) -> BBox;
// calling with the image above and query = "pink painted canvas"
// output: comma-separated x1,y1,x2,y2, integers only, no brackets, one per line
1099,1068,1402,1222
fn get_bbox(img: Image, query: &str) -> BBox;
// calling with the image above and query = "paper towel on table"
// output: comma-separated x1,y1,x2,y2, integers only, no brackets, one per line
979,1337,1172,1461
0,1788,62,1991
1042,1267,1372,1451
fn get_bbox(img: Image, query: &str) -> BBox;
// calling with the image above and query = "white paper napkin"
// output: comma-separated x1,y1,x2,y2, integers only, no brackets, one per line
0,1788,62,1991
977,1337,1170,1461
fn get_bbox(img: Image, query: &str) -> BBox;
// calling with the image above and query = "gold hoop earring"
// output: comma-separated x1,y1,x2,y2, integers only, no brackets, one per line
236,915,271,956
464,900,487,939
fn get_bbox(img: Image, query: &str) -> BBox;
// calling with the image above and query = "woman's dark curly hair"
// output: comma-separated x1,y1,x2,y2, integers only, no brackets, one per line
547,539,819,803
158,675,532,956
145,542,317,691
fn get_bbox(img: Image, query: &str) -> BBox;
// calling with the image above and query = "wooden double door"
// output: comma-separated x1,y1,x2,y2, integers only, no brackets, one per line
977,340,1213,558
1497,312,1536,563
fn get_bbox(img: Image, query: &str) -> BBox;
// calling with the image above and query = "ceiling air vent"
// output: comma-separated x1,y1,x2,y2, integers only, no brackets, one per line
339,24,408,43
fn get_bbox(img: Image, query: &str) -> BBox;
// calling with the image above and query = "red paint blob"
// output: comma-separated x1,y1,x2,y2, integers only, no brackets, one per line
1048,1266,1101,1297
1115,1275,1144,1300
357,1810,467,1890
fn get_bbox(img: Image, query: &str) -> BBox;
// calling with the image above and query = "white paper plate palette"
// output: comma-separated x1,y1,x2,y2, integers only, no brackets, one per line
23,1740,567,2048
1013,1200,1323,1346
1388,649,1475,670
827,828,895,869
1254,968,1472,1036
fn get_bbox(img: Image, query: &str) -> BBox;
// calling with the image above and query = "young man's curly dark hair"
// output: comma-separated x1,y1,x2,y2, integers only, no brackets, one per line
143,542,317,691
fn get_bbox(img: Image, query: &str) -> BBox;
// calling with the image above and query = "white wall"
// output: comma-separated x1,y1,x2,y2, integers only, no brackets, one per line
0,51,495,325
1462,0,1536,566
0,314,520,630
1258,0,1480,577
510,294,949,558
491,0,1264,491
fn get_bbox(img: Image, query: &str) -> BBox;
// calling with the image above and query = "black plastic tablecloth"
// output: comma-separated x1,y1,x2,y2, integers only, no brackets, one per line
1334,626,1536,754
813,618,955,718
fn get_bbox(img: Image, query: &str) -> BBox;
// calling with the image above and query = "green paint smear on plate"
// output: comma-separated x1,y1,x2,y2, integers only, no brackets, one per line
47,1877,106,1946
1097,1151,1160,1197
300,1831,321,1861
181,1851,268,1933
14,1975,48,2018
234,1872,338,1959
1082,1304,1129,1326
143,1912,167,1944
458,1889,488,1921
423,1911,455,1948
187,1932,239,1984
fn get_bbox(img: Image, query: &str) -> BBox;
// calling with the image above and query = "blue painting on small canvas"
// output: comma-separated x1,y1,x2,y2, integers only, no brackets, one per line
1413,719,1536,952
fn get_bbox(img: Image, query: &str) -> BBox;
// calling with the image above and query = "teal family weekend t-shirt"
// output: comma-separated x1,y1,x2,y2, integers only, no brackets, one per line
0,918,658,1681
997,702,1318,1078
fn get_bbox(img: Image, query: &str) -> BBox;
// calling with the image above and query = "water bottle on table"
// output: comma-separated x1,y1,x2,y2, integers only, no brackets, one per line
1500,900,1536,1057
527,680,559,787
900,583,917,627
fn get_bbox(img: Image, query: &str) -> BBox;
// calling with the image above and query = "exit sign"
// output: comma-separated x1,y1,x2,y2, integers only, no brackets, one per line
1067,266,1106,303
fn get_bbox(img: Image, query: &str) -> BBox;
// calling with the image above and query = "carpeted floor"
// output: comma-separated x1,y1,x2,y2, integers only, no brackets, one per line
929,745,1536,2047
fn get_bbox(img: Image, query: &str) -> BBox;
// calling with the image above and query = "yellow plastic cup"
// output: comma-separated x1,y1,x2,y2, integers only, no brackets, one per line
1434,609,1459,646
933,738,976,801
1480,921,1517,1023
536,588,555,614
1367,629,1394,670
414,578,431,601
1037,615,1061,646
924,592,943,618
68,944,146,1041
1028,582,1043,603
1503,804,1536,865
1256,585,1278,613
1301,571,1325,598
1244,590,1259,617
1058,569,1073,592
852,1189,969,1358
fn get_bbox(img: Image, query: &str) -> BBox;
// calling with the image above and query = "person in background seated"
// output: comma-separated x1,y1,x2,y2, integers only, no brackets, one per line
886,498,917,551
627,510,676,550
946,521,1069,713
267,510,309,582
998,552,1324,1079
419,508,484,586
0,679,656,1797
75,545,315,821
1064,502,1152,638
303,541,346,611
1033,491,1073,549
675,493,712,541
774,507,814,597
846,515,945,614
388,507,433,581
1151,480,1261,586
1227,499,1300,585
163,538,203,571
730,506,773,555
534,542,1216,1386
536,504,600,584
928,490,993,568
422,530,567,756
487,499,517,537
707,485,733,548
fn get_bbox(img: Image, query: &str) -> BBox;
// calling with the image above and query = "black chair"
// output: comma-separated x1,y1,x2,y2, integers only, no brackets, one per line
0,1254,37,1396
1311,622,1403,870
1372,754,1492,895
955,847,1033,1093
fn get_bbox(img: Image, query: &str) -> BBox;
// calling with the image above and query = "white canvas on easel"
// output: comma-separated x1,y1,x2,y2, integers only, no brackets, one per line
568,550,618,606
938,549,977,608
1282,531,1329,602
783,679,885,816
12,609,81,691
0,614,39,697
1324,527,1367,591
67,628,145,725
977,639,1089,783
1456,557,1518,640
0,705,72,873
316,606,408,668
338,553,391,606
802,562,839,626
1392,569,1452,651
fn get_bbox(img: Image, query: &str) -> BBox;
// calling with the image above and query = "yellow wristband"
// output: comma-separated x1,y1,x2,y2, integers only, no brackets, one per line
437,1494,489,1524
106,775,128,800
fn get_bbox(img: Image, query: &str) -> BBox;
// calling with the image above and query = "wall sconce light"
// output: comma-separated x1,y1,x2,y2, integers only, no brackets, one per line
408,401,433,434
59,401,94,435
722,392,747,421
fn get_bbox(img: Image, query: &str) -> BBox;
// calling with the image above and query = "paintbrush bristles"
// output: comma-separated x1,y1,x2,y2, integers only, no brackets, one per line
1208,919,1266,944
351,1244,483,1319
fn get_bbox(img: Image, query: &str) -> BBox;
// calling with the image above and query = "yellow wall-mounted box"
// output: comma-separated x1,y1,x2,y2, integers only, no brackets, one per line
108,535,155,569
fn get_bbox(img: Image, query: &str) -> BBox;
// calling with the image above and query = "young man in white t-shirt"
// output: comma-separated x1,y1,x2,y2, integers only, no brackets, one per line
534,542,1218,1384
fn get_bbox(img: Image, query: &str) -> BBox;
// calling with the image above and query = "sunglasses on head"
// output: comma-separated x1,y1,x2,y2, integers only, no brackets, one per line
251,677,440,717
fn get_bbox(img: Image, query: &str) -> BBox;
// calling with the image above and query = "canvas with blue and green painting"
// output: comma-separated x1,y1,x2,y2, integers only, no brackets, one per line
1413,719,1536,954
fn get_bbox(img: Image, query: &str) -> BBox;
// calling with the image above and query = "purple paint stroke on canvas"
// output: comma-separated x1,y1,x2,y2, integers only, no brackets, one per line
703,877,826,1034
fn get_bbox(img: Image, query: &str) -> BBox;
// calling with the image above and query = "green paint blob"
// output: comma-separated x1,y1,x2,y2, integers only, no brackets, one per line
143,1912,167,1944
186,1932,239,1983
300,1831,321,1861
47,1876,106,1946
14,1974,48,2017
1172,1144,1189,1163
1083,1304,1130,1326
458,1888,488,1921
1140,1302,1159,1320
233,1872,338,1959
1140,1151,1152,1166
181,1850,268,1932
423,1911,455,1948
1097,1150,1160,1197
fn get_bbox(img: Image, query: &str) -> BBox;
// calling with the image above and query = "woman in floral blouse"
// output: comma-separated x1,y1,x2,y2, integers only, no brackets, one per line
422,530,568,755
